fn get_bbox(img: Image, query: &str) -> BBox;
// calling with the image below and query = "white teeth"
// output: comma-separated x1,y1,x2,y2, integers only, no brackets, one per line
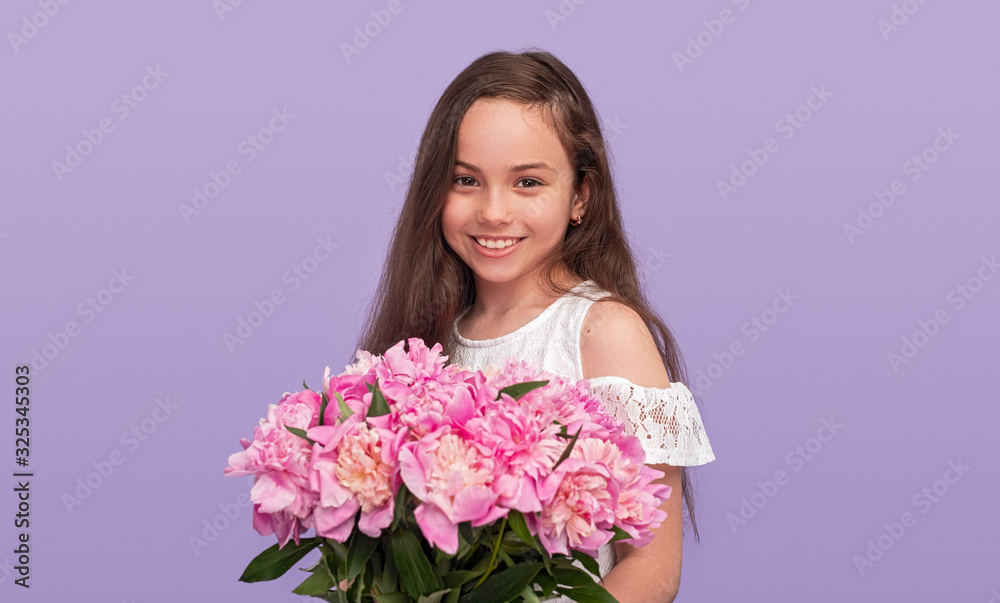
476,237,518,249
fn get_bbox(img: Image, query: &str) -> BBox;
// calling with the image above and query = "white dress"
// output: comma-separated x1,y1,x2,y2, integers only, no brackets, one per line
447,280,715,596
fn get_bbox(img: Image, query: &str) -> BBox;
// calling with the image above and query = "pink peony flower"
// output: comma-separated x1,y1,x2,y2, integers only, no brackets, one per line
464,391,565,513
228,338,673,565
224,389,322,547
307,415,404,540
368,339,478,438
534,452,620,557
399,427,507,554
374,338,449,388
339,349,383,376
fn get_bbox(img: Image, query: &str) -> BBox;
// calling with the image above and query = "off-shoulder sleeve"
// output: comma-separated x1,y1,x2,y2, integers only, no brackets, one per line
587,376,715,466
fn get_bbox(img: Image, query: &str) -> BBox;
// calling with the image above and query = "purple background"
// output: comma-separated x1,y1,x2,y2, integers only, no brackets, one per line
2,1,998,601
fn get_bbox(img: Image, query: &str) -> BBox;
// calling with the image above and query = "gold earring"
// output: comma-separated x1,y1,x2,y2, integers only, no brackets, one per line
570,215,582,226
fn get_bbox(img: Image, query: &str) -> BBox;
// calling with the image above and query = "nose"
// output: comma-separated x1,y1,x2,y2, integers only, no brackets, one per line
477,185,511,225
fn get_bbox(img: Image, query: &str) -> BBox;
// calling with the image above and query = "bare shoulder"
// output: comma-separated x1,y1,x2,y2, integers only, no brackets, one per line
579,299,672,388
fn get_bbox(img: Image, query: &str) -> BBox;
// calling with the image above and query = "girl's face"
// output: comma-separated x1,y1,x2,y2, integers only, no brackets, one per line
441,98,588,292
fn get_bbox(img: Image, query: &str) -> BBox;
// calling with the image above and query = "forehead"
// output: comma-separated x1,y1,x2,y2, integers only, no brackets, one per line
455,98,569,169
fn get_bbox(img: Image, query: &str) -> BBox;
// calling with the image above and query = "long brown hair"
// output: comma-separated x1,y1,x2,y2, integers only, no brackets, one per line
355,48,705,541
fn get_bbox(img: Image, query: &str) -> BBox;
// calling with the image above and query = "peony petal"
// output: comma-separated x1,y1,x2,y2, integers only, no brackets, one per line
397,446,429,499
251,474,296,513
414,503,459,555
313,499,360,542
451,486,497,524
358,502,394,538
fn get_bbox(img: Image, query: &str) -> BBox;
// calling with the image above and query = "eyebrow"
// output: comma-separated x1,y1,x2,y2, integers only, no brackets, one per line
454,160,556,174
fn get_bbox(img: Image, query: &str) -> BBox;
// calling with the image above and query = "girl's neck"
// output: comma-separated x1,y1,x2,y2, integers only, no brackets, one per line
469,267,583,321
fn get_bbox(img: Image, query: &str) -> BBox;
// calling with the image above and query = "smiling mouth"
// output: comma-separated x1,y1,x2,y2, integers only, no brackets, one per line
473,236,524,250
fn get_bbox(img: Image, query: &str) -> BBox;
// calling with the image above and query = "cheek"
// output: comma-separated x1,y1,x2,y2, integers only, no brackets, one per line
530,198,570,239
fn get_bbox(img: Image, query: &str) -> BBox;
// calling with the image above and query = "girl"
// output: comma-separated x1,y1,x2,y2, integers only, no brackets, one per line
356,49,715,603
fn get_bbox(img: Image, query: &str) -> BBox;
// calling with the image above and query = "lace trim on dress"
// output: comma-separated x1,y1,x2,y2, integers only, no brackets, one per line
587,376,715,466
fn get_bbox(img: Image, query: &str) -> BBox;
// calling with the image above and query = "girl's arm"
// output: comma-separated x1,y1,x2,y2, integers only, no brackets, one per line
601,463,683,602
579,300,684,603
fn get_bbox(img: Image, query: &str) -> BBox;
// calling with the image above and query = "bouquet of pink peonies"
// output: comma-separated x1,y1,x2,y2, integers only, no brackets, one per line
225,338,670,602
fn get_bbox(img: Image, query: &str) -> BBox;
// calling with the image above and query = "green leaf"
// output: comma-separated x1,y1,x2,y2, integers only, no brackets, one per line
346,532,380,582
292,569,336,595
497,549,515,569
519,585,542,603
458,561,543,603
238,538,321,582
319,391,331,426
458,521,474,547
497,380,549,401
303,380,311,391
326,538,350,564
552,581,617,603
553,425,582,470
347,563,368,603
391,484,410,530
609,525,632,544
302,555,325,573
534,570,555,596
505,511,538,552
570,550,600,578
380,533,399,592
442,569,483,589
418,590,453,603
367,378,391,417
374,594,412,603
335,391,354,423
551,567,618,601
551,567,594,588
285,425,316,446
391,529,440,597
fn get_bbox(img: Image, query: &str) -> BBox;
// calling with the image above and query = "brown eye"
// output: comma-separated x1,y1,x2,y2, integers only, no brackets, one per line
455,176,476,186
517,178,540,188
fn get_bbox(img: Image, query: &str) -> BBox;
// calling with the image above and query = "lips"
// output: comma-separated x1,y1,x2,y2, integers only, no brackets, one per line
474,236,523,250
468,235,524,257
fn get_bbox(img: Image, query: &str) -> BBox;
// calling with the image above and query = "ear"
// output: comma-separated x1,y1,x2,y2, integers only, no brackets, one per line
572,173,591,217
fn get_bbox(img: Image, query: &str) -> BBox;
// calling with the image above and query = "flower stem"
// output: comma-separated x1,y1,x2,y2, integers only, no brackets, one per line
473,517,507,588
